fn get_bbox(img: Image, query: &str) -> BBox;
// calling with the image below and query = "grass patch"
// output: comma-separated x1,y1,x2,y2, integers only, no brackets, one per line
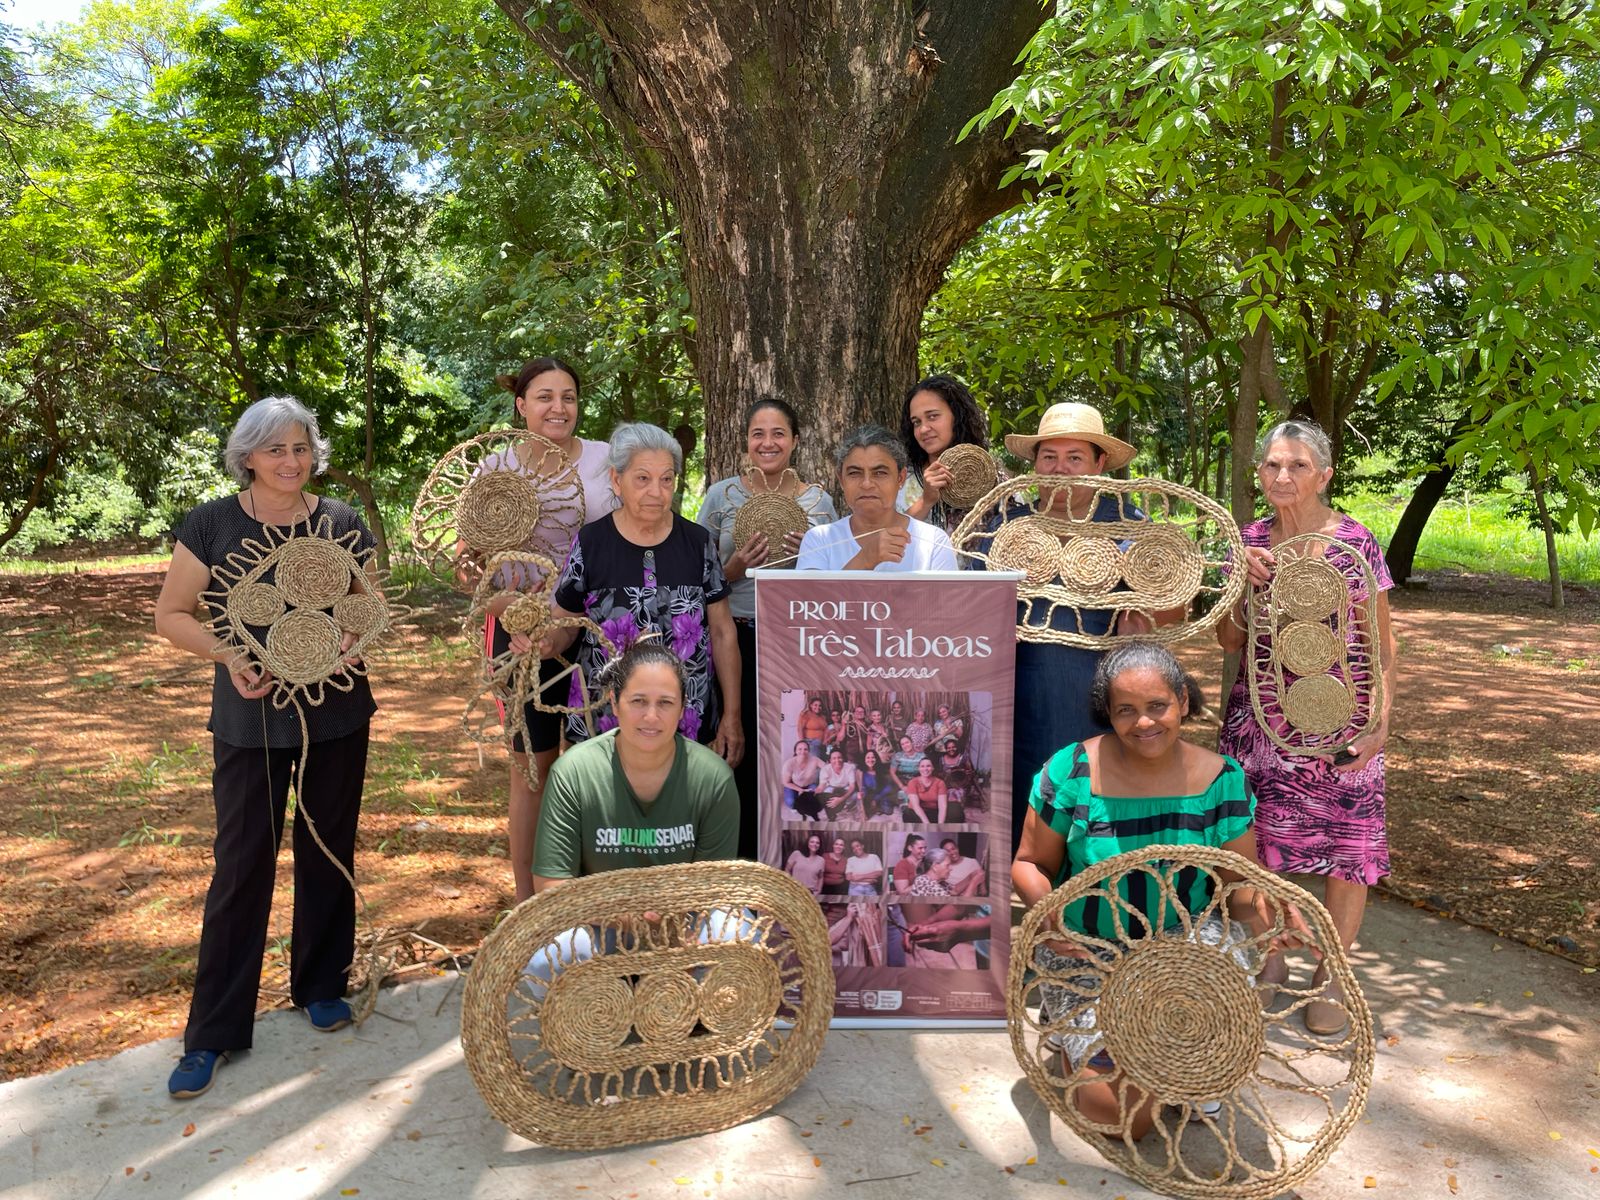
1344,491,1600,585
0,552,171,575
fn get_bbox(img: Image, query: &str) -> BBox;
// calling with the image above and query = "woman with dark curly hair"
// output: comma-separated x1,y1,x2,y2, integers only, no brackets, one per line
899,373,993,535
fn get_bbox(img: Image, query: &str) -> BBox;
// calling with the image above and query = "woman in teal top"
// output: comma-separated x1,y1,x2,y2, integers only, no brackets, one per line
1012,642,1305,1139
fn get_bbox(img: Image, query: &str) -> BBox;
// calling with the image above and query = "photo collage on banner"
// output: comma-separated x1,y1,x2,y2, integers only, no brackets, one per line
754,572,1017,1022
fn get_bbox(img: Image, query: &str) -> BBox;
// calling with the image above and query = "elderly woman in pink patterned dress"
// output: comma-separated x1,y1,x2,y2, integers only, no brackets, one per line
1216,420,1399,1036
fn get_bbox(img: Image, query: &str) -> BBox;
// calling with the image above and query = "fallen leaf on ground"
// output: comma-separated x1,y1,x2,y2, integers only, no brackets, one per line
1025,1156,1037,1165
839,1119,851,1127
1447,1176,1458,1194
811,1157,821,1168
433,884,461,899
913,1125,933,1135
124,1168,133,1176
673,1178,690,1186
340,1191,360,1196
181,1123,195,1137
799,1130,812,1138
931,1159,945,1167
1363,1177,1377,1188
1550,1131,1563,1140
405,1131,421,1142
1385,1035,1400,1046
1003,1167,1015,1175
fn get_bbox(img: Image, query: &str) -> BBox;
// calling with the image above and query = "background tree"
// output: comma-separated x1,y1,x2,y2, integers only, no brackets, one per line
494,0,1050,482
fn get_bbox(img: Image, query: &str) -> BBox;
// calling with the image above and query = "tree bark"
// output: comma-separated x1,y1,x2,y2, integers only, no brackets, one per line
496,1,1048,484
1386,405,1477,586
1528,462,1563,611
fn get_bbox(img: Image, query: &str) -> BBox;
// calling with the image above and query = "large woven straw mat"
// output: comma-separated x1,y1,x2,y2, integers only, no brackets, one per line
409,430,584,588
732,490,810,552
937,443,1002,510
951,473,1246,650
1009,845,1373,1199
461,861,834,1150
1246,531,1383,755
203,515,390,709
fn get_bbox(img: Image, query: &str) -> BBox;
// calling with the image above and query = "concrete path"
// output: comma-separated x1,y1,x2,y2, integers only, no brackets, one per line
3,891,1597,1199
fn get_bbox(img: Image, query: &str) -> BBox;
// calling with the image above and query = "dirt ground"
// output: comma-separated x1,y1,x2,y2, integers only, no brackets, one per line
2,562,1596,1081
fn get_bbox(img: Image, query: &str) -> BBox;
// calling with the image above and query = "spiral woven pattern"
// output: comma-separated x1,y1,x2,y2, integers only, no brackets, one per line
1058,535,1123,592
456,470,543,554
1121,527,1205,608
1278,621,1340,677
732,491,810,553
1282,675,1357,735
1009,844,1373,1199
953,474,1246,649
938,443,1002,510
229,582,285,627
409,430,583,588
988,518,1064,587
1098,940,1264,1101
265,608,343,686
1247,533,1384,754
274,537,352,610
333,593,386,636
461,861,833,1150
1275,557,1345,622
500,594,553,637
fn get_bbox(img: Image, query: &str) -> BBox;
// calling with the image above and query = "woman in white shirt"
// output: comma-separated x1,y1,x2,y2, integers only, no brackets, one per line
796,425,956,572
845,837,885,897
815,748,861,822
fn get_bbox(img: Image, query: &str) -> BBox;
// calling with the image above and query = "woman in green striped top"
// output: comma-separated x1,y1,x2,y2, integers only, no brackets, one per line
1012,643,1307,1139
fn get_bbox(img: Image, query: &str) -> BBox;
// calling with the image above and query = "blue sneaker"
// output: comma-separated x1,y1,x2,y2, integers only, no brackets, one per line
304,998,352,1032
169,1050,225,1099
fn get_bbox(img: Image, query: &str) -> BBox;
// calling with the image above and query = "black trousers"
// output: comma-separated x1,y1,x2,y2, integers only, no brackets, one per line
734,619,759,860
184,724,369,1052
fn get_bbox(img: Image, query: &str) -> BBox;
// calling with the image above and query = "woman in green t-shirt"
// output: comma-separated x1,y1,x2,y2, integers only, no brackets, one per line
1012,643,1307,1139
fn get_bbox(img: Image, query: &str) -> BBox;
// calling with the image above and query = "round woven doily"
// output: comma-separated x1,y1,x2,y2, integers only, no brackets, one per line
456,469,543,555
732,490,810,553
1278,621,1341,677
461,861,834,1150
1274,556,1345,622
1010,844,1373,1200
938,443,1001,511
409,430,584,588
1281,674,1357,735
203,516,391,710
989,518,1064,587
1058,535,1123,592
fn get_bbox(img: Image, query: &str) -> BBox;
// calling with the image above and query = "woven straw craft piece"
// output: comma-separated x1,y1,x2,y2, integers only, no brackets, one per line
462,550,615,788
409,430,584,588
937,443,1003,511
952,475,1246,648
1246,532,1384,754
731,490,811,554
461,861,834,1150
202,513,395,1024
1009,845,1373,1199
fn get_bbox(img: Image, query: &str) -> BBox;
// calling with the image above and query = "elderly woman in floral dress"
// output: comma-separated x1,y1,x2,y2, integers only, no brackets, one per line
539,424,742,765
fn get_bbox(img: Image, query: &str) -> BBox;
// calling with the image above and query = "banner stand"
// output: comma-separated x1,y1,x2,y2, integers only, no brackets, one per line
752,569,1022,1028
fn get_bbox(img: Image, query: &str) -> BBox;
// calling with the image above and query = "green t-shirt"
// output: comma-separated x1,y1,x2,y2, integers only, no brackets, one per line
533,729,740,879
1029,741,1255,942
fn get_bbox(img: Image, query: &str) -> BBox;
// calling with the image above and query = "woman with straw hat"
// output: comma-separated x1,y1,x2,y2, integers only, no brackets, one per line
988,402,1154,853
698,397,836,856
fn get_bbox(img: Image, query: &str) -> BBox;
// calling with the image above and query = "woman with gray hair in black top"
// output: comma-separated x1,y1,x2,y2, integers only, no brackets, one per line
153,395,376,1101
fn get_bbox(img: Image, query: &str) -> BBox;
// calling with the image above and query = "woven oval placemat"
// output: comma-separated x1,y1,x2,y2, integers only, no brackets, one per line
461,861,834,1150
952,473,1246,649
1009,844,1373,1199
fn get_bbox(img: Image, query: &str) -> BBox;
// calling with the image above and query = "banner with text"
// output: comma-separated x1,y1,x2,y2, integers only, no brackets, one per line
753,570,1017,1023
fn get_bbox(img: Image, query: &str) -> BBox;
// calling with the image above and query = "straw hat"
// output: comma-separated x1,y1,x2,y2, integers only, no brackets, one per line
1003,402,1135,470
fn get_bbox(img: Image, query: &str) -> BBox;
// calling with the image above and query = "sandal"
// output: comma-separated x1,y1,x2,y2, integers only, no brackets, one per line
1304,965,1348,1036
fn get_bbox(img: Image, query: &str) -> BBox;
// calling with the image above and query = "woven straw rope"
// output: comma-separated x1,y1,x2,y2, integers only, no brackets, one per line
409,430,584,588
462,550,615,789
1009,845,1373,1199
461,861,834,1150
205,513,395,1024
1246,532,1384,753
952,474,1247,649
937,443,1002,511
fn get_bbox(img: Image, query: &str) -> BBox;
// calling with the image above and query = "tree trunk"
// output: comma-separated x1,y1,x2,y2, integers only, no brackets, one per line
1528,463,1563,610
497,1,1048,484
1385,459,1455,586
324,466,391,572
